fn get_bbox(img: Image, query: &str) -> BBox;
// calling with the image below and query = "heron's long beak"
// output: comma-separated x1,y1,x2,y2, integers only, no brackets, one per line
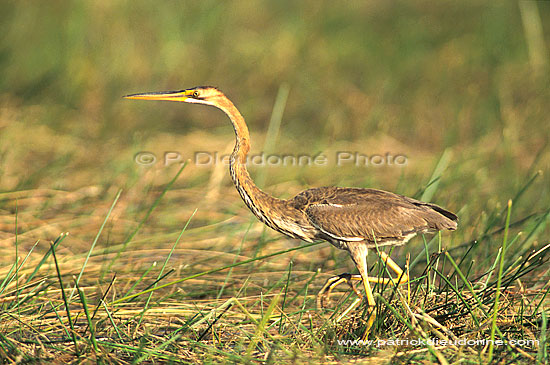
124,90,191,102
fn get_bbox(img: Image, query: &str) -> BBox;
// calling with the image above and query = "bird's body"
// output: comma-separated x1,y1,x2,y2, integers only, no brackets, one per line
125,86,458,336
235,182,457,249
275,186,456,247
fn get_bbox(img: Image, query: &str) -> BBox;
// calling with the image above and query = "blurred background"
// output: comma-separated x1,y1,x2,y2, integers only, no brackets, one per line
0,0,549,272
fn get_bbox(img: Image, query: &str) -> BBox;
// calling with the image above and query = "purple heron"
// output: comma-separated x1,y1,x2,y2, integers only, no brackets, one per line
125,86,458,334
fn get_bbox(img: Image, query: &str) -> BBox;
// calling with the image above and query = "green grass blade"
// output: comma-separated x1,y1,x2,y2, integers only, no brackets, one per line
26,233,68,284
256,83,290,188
70,189,122,300
420,148,452,202
0,240,39,296
76,283,98,352
101,300,124,341
488,199,512,362
537,310,547,364
122,261,158,300
246,292,281,357
279,259,293,334
50,243,79,355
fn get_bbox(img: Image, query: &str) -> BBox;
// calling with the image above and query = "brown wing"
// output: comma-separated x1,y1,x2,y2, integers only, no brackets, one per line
291,187,457,244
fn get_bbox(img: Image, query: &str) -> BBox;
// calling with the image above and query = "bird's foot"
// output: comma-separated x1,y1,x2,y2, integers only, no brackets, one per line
317,273,363,308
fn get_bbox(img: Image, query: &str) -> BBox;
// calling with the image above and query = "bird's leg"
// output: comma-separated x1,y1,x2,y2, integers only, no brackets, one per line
347,243,377,339
317,274,395,307
378,251,409,286
318,251,397,307
317,273,363,308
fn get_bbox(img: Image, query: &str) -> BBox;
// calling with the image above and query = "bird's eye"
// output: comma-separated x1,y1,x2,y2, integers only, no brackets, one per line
192,91,200,98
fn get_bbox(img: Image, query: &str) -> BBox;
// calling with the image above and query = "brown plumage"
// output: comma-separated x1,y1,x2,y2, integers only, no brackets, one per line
291,187,457,247
125,86,458,335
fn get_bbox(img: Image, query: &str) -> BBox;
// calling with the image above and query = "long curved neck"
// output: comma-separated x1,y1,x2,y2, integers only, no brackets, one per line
214,96,285,224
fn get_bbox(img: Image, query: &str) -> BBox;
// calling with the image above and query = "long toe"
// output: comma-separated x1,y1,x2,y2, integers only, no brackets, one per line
318,275,348,307
318,273,364,308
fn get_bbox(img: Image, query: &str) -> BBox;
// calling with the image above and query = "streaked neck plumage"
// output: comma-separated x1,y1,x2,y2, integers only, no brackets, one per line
212,95,285,225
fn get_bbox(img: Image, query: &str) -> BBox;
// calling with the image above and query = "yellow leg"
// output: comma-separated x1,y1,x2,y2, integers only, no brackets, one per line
360,274,377,339
378,251,409,285
317,274,393,308
317,250,408,308
347,244,377,338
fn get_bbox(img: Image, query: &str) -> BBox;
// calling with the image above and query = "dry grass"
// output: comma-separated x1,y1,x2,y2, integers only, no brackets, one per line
0,159,548,362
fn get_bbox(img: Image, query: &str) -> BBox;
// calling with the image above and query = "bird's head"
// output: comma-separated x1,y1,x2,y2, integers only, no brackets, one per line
124,86,224,107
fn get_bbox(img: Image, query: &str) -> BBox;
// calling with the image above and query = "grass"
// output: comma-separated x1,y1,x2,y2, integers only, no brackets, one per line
1,0,550,363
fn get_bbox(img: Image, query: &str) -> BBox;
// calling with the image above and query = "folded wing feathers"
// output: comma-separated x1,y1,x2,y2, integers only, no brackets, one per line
294,187,457,244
